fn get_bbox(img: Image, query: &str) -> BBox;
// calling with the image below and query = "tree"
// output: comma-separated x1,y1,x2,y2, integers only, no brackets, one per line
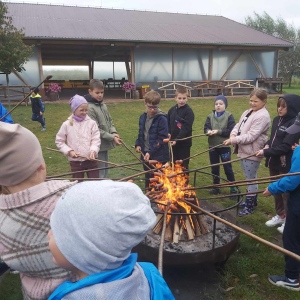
0,1,33,104
245,12,300,87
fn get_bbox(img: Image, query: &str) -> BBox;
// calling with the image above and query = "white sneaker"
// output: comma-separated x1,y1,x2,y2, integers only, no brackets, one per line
277,222,285,234
265,215,285,227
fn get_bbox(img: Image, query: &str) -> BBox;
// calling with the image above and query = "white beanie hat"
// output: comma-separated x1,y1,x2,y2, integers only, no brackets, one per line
50,180,156,275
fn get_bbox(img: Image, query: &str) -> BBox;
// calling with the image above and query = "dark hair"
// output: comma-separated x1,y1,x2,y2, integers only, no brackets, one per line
144,90,161,105
175,87,188,97
250,88,267,101
277,98,287,108
30,87,39,94
89,79,104,91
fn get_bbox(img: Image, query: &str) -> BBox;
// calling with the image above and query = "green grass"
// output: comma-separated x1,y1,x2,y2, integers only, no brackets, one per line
1,94,300,300
283,85,300,96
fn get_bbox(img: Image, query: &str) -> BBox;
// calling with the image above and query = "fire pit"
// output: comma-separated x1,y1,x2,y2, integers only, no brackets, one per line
133,163,240,266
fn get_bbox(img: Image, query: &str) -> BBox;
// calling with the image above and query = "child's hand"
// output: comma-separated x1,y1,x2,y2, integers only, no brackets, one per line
211,130,218,135
292,143,299,151
264,144,270,149
113,136,122,145
113,133,120,138
256,149,264,157
90,151,96,160
135,146,141,153
144,153,150,161
263,188,272,197
40,112,43,116
168,133,171,139
223,139,231,145
170,141,176,146
207,130,212,136
69,150,79,158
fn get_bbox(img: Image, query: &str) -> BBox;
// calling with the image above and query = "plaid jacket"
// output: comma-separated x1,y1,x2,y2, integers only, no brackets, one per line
0,180,77,300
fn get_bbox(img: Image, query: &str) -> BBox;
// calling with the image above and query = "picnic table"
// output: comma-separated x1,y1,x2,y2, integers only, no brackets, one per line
192,80,225,97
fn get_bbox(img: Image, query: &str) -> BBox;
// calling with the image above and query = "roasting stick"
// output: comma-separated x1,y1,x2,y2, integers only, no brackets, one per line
46,177,145,181
118,165,166,182
169,142,175,172
47,162,143,179
197,189,264,201
0,75,53,121
45,148,142,172
179,198,300,262
158,201,171,276
171,153,257,177
163,133,207,143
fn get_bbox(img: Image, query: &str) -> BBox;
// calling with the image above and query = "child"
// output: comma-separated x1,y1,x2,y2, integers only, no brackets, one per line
257,94,300,233
85,79,121,178
55,95,100,180
135,91,169,187
204,95,236,195
0,122,76,299
30,87,46,131
48,180,175,300
167,86,194,169
263,112,300,292
0,102,13,123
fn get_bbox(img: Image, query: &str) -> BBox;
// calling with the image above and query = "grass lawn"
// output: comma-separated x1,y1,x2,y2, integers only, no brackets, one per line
283,85,300,96
1,94,300,299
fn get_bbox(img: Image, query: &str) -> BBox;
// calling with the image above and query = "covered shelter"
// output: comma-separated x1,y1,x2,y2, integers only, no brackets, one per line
0,3,294,99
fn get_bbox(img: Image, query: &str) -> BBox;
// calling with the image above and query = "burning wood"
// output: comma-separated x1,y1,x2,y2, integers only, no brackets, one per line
149,162,209,243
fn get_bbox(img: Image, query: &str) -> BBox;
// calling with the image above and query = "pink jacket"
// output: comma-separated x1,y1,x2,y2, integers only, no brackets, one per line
0,180,77,300
230,106,271,162
55,115,100,161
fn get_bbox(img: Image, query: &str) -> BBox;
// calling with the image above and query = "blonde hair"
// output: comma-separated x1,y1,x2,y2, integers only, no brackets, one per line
144,90,161,105
69,114,74,126
250,88,267,101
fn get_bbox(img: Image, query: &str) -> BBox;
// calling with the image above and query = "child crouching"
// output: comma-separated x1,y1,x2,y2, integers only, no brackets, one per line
48,180,175,300
55,95,100,180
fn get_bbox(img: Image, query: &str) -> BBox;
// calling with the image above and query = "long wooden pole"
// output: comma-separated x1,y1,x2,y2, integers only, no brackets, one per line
197,189,264,201
118,166,165,182
158,201,171,275
179,198,300,262
45,148,142,172
46,177,142,181
182,143,224,162
0,75,52,121
163,133,207,143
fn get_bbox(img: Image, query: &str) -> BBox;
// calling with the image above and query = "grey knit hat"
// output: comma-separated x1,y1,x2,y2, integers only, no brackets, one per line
50,180,156,275
0,122,44,186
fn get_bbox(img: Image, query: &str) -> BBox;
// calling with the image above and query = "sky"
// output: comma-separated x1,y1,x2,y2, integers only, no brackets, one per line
5,0,300,28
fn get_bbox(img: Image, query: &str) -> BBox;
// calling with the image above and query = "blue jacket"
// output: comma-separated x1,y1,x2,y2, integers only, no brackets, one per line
135,112,169,163
0,103,13,124
268,145,300,216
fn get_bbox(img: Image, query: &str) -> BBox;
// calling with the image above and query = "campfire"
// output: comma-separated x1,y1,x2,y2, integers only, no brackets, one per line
149,162,209,243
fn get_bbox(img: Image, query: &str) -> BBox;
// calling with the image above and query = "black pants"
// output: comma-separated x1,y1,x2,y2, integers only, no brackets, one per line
283,209,300,280
209,147,235,184
172,145,191,169
32,114,45,127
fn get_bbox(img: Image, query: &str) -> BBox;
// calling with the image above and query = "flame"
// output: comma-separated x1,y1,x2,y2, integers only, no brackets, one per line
150,163,196,223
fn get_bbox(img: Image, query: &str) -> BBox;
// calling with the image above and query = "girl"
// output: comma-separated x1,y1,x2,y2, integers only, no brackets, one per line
223,88,271,216
257,94,300,233
55,95,100,179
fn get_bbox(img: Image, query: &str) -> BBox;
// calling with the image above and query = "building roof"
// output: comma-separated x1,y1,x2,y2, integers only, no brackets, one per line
6,3,293,48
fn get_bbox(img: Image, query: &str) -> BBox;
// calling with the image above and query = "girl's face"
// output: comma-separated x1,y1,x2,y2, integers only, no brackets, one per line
215,100,226,113
278,105,287,117
249,95,266,112
74,104,88,118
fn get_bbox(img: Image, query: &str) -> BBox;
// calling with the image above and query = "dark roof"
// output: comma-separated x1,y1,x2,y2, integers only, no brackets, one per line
6,3,293,47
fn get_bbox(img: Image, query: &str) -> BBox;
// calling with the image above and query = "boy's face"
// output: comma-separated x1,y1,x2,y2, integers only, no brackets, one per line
175,93,188,107
145,102,159,116
215,100,226,113
278,105,287,117
89,88,104,102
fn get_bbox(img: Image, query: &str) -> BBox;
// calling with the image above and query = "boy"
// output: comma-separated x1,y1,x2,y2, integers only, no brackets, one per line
48,181,175,299
135,91,169,187
85,79,121,178
0,122,76,299
167,86,194,169
204,95,236,195
30,87,46,131
263,112,300,292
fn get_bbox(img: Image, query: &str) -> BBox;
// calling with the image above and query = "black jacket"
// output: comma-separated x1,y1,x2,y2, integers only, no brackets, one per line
264,94,300,172
167,104,194,147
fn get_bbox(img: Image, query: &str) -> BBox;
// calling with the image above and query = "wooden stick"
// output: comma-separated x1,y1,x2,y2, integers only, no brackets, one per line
46,177,143,181
158,201,171,276
118,165,165,182
45,147,142,172
169,142,174,173
182,143,223,162
173,216,180,243
179,198,300,262
0,75,52,121
163,133,207,143
197,190,265,201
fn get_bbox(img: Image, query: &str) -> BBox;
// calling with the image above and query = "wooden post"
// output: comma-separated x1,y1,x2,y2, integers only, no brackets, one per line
273,50,279,78
220,51,243,80
198,52,207,81
172,48,175,81
249,52,265,78
130,48,135,83
37,44,44,88
208,49,213,80
125,60,131,81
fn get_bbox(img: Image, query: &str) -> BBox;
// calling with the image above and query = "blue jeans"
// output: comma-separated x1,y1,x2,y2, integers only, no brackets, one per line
32,114,45,127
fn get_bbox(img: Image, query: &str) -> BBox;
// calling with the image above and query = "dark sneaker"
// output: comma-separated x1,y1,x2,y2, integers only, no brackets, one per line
268,275,300,291
229,189,238,200
209,187,221,195
0,262,9,276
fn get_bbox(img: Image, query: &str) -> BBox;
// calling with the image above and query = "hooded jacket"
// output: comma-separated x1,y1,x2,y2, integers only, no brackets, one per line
85,94,117,152
264,94,300,172
0,103,13,124
135,110,169,162
30,93,45,115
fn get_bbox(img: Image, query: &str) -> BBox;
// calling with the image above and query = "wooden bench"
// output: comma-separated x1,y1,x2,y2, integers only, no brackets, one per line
158,81,192,98
224,80,255,96
192,80,225,97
